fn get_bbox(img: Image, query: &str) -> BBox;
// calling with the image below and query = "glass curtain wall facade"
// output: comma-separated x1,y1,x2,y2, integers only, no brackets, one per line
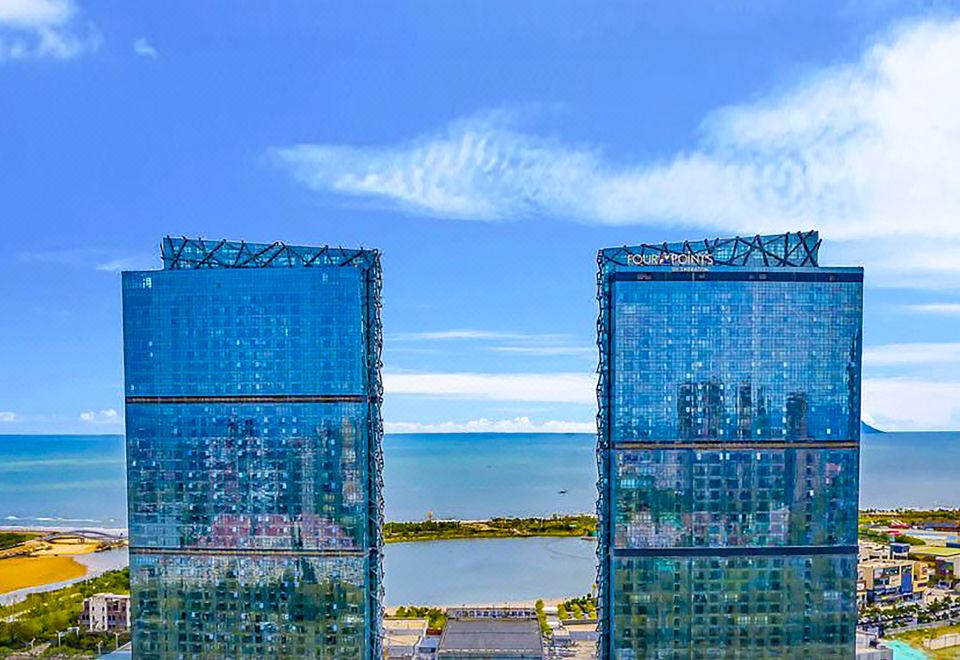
596,232,862,659
122,238,383,659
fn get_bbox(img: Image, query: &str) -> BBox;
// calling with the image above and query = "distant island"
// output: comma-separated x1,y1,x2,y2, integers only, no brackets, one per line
861,421,885,434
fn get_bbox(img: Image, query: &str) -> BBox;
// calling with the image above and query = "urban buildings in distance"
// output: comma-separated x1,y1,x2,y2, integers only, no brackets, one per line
596,232,863,658
122,238,384,659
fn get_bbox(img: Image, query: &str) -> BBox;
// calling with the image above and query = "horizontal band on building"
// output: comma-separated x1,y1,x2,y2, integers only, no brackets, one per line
613,440,859,450
125,394,374,404
613,545,858,558
129,546,372,558
610,271,863,283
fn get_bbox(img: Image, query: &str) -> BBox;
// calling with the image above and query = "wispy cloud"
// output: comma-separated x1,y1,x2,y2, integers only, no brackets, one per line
903,303,960,315
133,36,157,59
385,417,593,434
79,408,122,425
274,17,960,287
0,0,100,62
0,411,16,423
489,346,594,357
392,329,569,342
864,342,960,366
383,371,595,404
20,248,151,272
863,378,960,431
390,329,592,358
95,256,149,273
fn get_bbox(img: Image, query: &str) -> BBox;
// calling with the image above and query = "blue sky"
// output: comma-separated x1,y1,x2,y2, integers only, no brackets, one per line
3,0,960,434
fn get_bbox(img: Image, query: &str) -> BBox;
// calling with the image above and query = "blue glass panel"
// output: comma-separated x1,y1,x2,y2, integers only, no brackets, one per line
122,241,382,660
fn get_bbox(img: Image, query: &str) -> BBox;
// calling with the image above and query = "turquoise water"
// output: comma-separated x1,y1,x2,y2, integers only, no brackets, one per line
885,640,931,659
1,431,958,527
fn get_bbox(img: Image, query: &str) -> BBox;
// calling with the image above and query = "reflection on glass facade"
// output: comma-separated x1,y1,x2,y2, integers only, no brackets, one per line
122,238,383,660
596,232,862,659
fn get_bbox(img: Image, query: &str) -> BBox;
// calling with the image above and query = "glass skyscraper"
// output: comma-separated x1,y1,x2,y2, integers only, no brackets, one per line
122,237,383,659
596,232,862,659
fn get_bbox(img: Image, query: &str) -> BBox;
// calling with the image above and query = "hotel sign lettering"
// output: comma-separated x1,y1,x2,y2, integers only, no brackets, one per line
626,252,715,267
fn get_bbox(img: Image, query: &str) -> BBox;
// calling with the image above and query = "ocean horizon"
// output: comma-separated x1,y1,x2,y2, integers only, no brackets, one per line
0,431,958,529
2,431,958,606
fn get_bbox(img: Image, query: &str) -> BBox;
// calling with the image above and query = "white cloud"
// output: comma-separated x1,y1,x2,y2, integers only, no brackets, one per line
864,378,960,431
275,17,960,287
0,411,16,422
95,257,148,273
392,329,569,342
20,249,150,271
864,342,960,366
384,417,594,434
133,36,157,58
0,0,100,61
490,346,595,357
383,371,595,404
0,0,72,26
904,303,960,315
79,408,121,424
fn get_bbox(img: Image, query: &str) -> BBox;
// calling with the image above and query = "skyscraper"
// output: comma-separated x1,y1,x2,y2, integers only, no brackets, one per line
596,232,862,659
122,238,383,659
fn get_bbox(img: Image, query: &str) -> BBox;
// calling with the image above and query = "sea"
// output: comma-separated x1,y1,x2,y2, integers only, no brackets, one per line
1,432,958,606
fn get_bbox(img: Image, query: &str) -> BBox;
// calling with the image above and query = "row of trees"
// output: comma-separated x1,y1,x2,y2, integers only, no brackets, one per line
558,594,598,620
391,606,447,631
860,594,960,629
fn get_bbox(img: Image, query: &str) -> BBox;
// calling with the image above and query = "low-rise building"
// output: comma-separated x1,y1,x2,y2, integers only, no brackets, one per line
446,607,537,620
79,593,130,632
888,542,911,559
437,617,543,660
936,556,960,586
859,561,924,604
385,618,429,660
859,541,889,562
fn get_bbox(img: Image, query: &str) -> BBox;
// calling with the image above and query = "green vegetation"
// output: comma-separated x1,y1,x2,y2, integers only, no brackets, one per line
558,595,597,621
0,568,129,658
535,599,550,637
859,509,960,527
858,527,925,546
0,532,39,552
392,606,447,631
898,535,926,546
384,515,597,543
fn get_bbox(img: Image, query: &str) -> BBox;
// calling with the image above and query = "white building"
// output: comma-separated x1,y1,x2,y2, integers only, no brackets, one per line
80,593,130,632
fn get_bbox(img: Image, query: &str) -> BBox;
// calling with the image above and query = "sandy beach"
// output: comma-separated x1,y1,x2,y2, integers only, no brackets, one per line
0,555,87,594
0,532,127,596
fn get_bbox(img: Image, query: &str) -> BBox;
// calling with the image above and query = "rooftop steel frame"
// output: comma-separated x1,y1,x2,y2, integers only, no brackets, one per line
600,230,821,268
161,236,379,270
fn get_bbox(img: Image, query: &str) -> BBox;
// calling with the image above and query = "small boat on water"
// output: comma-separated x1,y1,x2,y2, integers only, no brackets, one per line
558,489,568,495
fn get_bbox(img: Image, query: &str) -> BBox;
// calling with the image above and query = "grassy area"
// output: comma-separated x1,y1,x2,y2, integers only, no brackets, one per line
0,569,129,657
891,623,960,660
0,557,86,594
384,515,597,544
860,509,960,527
912,546,960,558
0,533,39,552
